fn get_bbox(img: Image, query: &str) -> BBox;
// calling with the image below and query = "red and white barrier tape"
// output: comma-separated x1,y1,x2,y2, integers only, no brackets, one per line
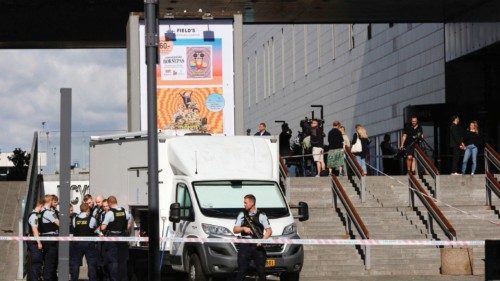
0,236,487,246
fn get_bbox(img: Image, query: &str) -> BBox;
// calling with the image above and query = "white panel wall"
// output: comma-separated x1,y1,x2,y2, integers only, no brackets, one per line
445,23,500,62
243,23,446,139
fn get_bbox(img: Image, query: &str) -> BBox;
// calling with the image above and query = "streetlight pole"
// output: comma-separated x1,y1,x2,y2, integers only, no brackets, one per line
145,0,161,280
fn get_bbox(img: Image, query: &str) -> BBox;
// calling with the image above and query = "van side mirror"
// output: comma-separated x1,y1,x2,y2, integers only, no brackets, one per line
291,201,309,222
297,201,309,222
169,203,181,223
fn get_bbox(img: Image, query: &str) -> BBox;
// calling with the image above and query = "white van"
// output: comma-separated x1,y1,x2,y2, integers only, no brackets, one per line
90,132,309,280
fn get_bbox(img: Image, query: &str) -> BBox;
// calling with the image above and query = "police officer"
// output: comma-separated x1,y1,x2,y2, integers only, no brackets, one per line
27,199,44,281
70,203,99,281
39,194,60,281
233,194,272,281
101,196,131,281
96,198,109,281
92,195,105,221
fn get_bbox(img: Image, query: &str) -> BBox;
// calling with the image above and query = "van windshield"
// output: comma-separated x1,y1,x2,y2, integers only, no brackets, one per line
193,181,289,219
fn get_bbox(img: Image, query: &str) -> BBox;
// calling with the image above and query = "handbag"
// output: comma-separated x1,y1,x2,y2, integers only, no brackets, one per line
351,134,362,153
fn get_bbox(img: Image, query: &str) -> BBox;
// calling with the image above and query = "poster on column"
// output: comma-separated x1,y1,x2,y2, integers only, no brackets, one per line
139,20,234,135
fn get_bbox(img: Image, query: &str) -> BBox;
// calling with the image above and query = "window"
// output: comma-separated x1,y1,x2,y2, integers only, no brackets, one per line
193,181,289,218
262,44,268,99
332,24,336,60
281,28,285,89
271,37,275,94
292,25,296,82
254,50,258,103
349,24,355,50
304,25,308,74
247,57,251,107
317,25,321,68
176,183,192,218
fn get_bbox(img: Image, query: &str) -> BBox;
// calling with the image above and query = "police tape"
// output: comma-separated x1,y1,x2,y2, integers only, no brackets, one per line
0,236,487,246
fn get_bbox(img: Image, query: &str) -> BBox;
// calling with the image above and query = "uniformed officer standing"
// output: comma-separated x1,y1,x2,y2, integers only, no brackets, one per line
96,198,109,281
233,194,273,281
39,195,60,281
101,196,131,281
70,203,99,281
27,199,45,281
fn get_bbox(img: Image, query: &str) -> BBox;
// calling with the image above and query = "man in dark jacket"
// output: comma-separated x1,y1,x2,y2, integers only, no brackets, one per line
449,115,463,175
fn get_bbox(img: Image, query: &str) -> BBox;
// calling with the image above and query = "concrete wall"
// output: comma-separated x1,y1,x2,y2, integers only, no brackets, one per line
243,23,446,141
445,23,500,62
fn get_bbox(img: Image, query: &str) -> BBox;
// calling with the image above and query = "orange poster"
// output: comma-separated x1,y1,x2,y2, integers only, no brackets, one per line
157,87,224,133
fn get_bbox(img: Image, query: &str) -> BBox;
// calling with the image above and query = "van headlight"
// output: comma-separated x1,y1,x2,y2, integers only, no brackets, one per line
282,223,297,235
201,223,233,236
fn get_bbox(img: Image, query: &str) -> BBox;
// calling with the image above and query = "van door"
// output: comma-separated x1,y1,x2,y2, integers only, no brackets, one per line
171,182,195,271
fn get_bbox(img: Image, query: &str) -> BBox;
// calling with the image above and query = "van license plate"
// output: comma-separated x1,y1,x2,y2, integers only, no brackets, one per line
265,259,276,267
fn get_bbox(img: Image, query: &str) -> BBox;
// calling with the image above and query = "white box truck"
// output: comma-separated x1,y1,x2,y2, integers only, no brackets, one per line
89,131,309,280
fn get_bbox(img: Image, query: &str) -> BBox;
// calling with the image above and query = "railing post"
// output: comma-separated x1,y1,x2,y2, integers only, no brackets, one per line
365,245,371,270
486,187,492,207
485,151,489,173
360,175,366,203
16,199,25,280
427,212,434,235
285,177,291,203
435,174,440,200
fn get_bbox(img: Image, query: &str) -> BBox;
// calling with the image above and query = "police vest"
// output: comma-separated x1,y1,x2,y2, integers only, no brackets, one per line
26,211,41,236
241,210,265,239
38,209,59,235
106,208,127,236
74,214,95,237
93,207,103,225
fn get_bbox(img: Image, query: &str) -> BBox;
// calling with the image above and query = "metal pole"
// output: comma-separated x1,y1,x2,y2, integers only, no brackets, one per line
58,88,72,280
145,0,161,280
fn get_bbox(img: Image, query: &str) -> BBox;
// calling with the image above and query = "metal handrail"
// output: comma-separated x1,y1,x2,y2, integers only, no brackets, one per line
23,132,39,235
18,132,40,279
278,156,290,202
331,175,371,269
414,144,441,199
485,171,500,207
485,144,500,172
343,145,366,202
408,174,456,240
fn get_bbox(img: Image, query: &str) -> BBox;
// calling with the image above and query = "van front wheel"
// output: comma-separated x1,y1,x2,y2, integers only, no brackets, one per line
188,253,207,281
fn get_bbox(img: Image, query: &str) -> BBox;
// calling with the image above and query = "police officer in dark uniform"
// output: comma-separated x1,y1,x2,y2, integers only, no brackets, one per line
26,199,44,281
101,196,131,281
70,202,99,281
39,195,60,281
233,194,272,281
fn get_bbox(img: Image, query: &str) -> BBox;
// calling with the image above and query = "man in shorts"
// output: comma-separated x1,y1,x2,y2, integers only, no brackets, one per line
310,119,325,176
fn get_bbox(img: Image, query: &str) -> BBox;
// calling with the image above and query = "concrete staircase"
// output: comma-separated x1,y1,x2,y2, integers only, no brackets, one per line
288,174,500,279
0,181,26,281
431,175,500,275
338,176,442,276
288,177,367,279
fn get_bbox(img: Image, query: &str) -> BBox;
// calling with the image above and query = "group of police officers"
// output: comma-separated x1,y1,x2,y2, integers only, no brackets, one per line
27,194,131,281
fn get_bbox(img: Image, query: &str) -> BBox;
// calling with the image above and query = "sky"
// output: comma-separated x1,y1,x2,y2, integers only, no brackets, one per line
0,49,127,172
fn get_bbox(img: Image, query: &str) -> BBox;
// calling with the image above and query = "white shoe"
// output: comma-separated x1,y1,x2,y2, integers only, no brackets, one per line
315,175,320,177
451,172,460,175
471,173,474,176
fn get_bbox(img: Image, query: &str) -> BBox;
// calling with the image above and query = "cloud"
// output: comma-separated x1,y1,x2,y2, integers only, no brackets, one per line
0,49,127,168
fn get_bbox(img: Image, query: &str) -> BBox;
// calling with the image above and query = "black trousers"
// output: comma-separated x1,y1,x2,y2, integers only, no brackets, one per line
103,241,129,281
451,146,461,173
42,240,58,281
27,241,43,281
70,241,99,281
235,244,266,281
